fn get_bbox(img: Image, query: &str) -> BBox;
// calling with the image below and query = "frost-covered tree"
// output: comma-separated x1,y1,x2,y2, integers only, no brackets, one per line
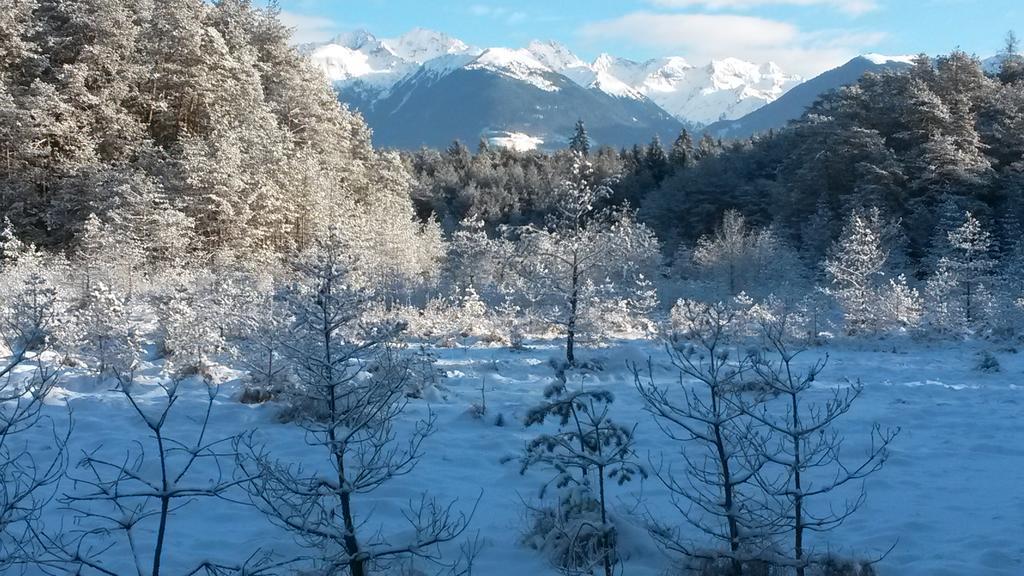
236,230,473,576
669,129,695,169
0,221,75,350
155,271,228,375
635,301,767,574
0,0,431,281
746,320,899,576
826,209,919,334
444,215,498,295
881,275,923,330
53,370,269,576
75,281,138,379
933,211,995,329
690,210,802,300
505,153,660,364
569,119,590,156
0,242,67,571
231,272,293,400
826,211,887,334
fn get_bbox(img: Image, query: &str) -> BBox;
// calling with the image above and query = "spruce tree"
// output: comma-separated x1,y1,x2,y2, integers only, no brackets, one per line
569,119,590,156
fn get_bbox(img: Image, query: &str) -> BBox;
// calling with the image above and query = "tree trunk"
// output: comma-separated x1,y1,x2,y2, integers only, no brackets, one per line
567,254,579,366
712,393,742,576
792,392,805,576
340,479,364,576
598,468,613,576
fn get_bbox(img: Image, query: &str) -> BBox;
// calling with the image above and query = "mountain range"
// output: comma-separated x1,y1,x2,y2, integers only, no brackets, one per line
298,29,987,151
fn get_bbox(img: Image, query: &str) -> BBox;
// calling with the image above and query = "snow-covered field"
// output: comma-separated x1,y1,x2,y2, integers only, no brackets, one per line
26,339,1024,575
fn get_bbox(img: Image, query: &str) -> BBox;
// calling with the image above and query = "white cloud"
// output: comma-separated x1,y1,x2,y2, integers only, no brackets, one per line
649,0,880,16
579,11,885,76
278,11,341,44
469,4,528,25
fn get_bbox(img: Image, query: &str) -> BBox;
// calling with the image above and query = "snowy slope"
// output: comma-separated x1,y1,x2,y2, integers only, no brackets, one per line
524,44,801,125
26,339,1024,576
300,28,477,95
586,54,802,126
862,53,917,66
466,48,560,92
527,42,646,100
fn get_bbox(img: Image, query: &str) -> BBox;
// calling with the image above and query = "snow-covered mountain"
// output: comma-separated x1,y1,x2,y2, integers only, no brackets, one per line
299,28,475,98
303,29,799,118
705,54,916,140
536,46,802,126
299,29,806,148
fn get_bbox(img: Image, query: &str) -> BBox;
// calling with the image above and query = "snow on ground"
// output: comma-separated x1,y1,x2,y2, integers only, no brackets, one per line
488,132,545,152
22,339,1024,575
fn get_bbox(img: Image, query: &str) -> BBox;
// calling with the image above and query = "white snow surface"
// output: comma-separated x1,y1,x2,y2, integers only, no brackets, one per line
488,132,545,151
21,338,1024,575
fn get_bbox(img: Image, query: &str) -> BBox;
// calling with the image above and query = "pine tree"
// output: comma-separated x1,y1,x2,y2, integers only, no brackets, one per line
644,136,669,183
934,211,995,329
569,119,590,156
520,380,644,576
669,128,694,169
999,30,1024,83
235,229,472,576
826,210,889,334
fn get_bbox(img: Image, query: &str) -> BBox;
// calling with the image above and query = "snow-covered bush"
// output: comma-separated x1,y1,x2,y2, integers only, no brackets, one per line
668,299,742,342
816,557,877,576
392,286,502,345
689,210,806,302
580,274,659,340
975,350,1001,373
520,380,644,576
0,225,79,356
524,488,618,575
494,295,529,350
74,282,139,379
155,272,227,375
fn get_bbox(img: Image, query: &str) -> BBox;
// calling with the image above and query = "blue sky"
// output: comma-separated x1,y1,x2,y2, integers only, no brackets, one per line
275,0,1023,76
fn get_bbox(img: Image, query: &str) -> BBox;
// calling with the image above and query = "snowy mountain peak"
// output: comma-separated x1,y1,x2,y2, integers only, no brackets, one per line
384,28,473,64
325,29,381,51
467,48,559,92
526,40,586,71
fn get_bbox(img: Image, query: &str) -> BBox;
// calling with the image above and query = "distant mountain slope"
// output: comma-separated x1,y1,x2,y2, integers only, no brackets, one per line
705,55,915,140
354,64,684,150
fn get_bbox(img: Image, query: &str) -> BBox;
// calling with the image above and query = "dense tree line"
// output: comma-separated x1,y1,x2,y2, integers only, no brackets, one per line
0,0,439,295
409,46,1024,274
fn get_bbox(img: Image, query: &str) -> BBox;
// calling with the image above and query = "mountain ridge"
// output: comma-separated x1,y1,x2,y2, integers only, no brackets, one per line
302,28,801,127
300,28,967,150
